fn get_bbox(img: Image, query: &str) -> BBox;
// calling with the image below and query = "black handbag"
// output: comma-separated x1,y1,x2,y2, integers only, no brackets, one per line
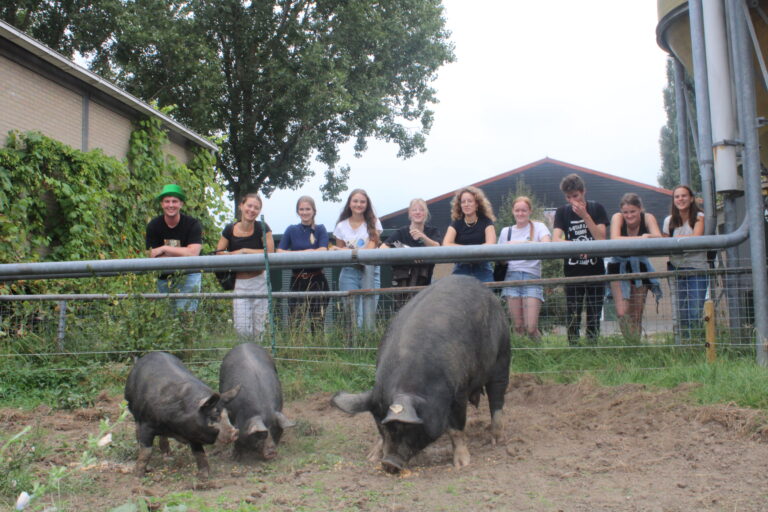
215,270,236,291
493,225,512,282
493,261,508,282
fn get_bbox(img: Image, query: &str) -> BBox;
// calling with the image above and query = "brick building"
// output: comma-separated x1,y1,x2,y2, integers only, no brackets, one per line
0,20,216,162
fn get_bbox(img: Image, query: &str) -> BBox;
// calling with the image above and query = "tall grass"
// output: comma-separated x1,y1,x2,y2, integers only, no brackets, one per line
1,294,767,410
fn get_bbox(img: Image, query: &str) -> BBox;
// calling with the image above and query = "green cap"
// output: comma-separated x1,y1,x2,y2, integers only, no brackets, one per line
157,184,186,202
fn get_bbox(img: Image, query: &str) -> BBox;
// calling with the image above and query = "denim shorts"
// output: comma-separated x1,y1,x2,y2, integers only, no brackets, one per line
500,270,544,301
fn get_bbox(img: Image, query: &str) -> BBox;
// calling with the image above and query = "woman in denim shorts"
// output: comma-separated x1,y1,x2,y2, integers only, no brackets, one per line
497,196,551,340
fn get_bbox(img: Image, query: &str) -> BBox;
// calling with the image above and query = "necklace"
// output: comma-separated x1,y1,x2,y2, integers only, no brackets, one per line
464,217,477,227
302,223,316,245
235,221,255,237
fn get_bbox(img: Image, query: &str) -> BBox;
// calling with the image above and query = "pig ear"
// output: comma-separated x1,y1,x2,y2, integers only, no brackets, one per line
382,395,423,425
275,412,296,429
198,392,220,411
246,416,268,435
219,384,241,403
331,391,372,415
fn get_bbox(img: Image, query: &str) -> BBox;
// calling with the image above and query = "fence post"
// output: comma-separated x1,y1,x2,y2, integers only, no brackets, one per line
362,265,375,329
704,299,716,363
261,215,277,356
56,300,67,351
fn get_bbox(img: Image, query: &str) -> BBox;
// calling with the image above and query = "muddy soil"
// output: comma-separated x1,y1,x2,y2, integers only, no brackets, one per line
4,375,768,511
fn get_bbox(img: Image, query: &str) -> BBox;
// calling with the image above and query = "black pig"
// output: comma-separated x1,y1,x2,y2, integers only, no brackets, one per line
331,275,510,473
125,351,240,478
219,343,295,460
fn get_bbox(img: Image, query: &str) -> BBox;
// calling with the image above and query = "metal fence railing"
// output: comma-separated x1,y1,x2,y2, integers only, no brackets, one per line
0,264,757,372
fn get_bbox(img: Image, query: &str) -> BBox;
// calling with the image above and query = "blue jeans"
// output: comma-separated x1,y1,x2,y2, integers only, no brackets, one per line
338,266,381,328
452,262,493,283
674,269,708,336
157,272,202,312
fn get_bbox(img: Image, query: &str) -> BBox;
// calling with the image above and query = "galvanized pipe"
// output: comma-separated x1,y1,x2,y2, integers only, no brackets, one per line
689,0,718,234
722,195,744,333
0,291,350,301
719,0,747,338
56,300,66,350
673,57,692,186
0,224,750,281
729,0,768,365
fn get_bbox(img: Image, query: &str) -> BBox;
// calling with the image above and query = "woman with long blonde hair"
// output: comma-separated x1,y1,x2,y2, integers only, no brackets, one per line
380,198,441,309
497,196,551,340
277,195,329,332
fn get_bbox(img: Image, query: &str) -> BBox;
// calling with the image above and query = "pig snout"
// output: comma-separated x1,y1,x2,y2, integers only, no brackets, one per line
261,436,277,460
381,454,405,474
217,410,238,444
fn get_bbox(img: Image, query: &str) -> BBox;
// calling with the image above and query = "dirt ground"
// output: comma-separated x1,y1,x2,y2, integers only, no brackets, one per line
4,375,768,511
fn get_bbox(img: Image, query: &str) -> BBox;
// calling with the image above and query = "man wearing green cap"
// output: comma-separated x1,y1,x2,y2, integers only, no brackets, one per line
145,184,203,312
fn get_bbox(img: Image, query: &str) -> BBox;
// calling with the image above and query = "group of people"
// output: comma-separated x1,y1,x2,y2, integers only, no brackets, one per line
144,175,709,343
552,175,707,343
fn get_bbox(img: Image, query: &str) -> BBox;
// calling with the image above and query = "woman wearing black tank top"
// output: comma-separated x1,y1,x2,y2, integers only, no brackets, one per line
215,193,275,339
607,193,662,339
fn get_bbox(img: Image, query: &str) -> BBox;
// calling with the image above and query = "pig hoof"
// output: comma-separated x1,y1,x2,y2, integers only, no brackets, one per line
381,456,404,474
453,449,470,469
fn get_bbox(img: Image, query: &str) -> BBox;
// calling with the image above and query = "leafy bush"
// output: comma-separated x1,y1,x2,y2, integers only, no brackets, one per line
0,118,227,296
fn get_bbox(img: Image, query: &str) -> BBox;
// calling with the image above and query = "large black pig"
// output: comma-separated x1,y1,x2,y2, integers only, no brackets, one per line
331,275,510,473
219,343,295,460
124,351,240,478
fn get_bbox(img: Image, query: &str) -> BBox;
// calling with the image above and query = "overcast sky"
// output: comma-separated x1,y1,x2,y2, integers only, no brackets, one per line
260,1,670,234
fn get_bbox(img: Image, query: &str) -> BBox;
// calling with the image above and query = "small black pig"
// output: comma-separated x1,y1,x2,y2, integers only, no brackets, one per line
124,351,240,478
331,275,510,473
219,343,295,460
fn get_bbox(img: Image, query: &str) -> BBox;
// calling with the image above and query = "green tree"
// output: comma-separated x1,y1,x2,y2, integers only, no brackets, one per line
0,0,121,58
658,58,701,191
97,0,455,202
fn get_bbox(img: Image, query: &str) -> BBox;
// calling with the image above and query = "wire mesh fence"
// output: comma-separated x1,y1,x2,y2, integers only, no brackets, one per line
0,261,758,377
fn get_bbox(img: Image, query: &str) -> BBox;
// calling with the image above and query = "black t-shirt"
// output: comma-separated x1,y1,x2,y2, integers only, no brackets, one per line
553,200,609,277
450,216,494,246
145,213,203,279
384,224,441,247
221,222,271,251
385,224,441,283
145,213,203,250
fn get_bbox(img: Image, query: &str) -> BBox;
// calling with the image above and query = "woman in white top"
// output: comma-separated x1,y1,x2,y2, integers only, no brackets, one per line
333,189,382,328
497,196,551,340
662,185,707,338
